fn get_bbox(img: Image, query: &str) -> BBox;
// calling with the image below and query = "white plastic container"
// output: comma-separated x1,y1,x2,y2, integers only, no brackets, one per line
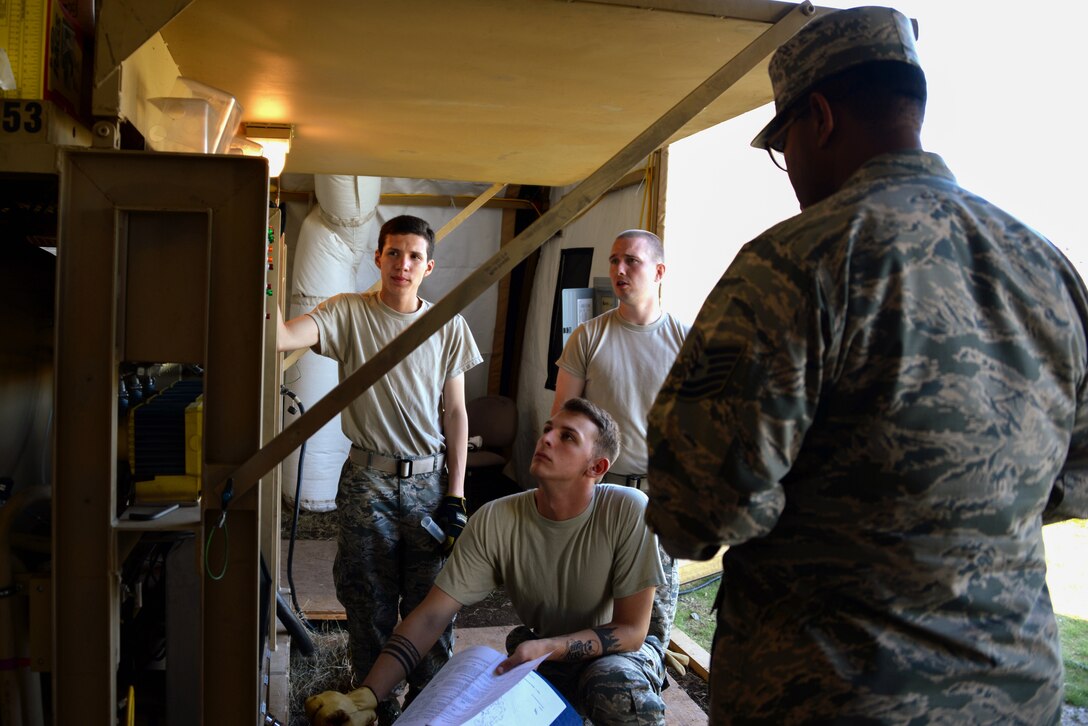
146,77,242,154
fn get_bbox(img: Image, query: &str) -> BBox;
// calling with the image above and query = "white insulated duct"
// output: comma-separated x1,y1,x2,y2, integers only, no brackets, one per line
282,175,381,511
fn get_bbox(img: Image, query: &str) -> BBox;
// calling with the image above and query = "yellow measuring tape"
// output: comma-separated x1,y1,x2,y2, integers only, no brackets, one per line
0,0,47,99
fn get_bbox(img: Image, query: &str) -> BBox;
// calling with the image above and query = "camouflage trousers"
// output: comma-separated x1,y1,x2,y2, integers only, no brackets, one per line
650,548,678,645
333,459,452,716
506,626,666,725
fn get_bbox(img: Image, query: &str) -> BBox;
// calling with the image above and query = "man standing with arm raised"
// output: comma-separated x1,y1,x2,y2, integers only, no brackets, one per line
279,214,482,723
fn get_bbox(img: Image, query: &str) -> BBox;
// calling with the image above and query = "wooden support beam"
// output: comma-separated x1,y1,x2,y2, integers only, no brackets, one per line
651,148,668,236
678,546,726,584
434,182,507,242
668,627,711,682
96,0,194,87
612,167,649,193
283,182,508,369
223,1,817,503
488,184,523,394
380,193,533,210
572,0,803,24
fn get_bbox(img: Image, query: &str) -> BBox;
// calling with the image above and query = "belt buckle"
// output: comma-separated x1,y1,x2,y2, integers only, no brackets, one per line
397,459,413,478
626,475,644,488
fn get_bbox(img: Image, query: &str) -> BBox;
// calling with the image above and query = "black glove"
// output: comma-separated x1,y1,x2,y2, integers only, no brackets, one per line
435,495,468,556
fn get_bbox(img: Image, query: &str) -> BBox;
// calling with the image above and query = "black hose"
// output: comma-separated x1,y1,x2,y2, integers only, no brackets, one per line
281,386,315,631
276,591,315,657
260,553,315,658
678,572,722,596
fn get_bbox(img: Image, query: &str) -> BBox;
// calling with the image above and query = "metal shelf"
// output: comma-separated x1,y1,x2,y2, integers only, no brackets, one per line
115,504,202,531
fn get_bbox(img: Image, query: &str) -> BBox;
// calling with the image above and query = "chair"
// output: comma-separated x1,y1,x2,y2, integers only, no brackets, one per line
464,395,520,513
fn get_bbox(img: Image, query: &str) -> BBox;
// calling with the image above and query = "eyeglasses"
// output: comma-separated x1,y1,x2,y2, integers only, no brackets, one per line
763,105,809,172
765,144,788,172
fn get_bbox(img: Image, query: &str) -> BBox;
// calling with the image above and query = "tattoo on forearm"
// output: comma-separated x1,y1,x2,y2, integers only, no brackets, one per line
381,633,422,677
563,638,600,661
593,626,621,655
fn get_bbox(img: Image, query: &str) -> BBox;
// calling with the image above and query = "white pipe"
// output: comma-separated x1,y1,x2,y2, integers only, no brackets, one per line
282,176,381,511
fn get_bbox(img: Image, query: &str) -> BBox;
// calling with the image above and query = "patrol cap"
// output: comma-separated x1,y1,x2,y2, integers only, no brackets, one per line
751,5,924,149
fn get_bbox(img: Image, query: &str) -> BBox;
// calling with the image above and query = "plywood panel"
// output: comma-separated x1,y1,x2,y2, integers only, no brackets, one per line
154,0,798,185
281,539,344,619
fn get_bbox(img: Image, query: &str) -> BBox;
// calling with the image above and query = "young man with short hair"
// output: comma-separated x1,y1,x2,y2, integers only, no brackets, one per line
280,214,482,723
552,229,689,668
306,397,667,726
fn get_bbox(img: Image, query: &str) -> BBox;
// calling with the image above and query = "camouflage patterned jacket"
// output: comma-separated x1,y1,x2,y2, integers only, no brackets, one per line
646,150,1088,723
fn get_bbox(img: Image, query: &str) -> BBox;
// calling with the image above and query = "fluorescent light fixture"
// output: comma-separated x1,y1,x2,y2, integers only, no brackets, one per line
243,122,294,177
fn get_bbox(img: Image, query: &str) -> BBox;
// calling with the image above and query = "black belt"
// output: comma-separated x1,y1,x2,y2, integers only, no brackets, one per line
602,472,647,489
349,447,445,477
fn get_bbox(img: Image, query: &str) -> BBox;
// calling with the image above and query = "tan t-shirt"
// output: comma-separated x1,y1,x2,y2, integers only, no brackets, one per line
307,291,482,456
556,308,689,476
436,484,664,637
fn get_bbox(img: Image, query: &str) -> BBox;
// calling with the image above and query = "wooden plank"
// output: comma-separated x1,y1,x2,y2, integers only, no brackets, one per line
488,184,522,394
652,148,668,237
280,539,344,620
669,627,711,682
96,0,193,85
434,182,506,241
379,194,533,211
612,167,649,193
678,546,726,584
267,628,292,720
572,0,803,23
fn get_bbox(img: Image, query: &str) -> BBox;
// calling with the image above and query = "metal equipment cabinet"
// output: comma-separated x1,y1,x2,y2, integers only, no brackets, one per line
53,150,278,724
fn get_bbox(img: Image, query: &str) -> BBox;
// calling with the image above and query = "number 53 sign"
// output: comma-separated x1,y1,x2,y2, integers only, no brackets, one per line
1,100,45,136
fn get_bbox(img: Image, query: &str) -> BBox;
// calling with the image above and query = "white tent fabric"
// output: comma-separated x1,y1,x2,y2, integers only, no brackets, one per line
282,176,381,511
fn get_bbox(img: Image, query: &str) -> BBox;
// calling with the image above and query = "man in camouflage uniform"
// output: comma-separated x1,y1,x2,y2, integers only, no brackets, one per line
279,215,482,723
646,6,1088,725
307,398,666,726
552,229,690,674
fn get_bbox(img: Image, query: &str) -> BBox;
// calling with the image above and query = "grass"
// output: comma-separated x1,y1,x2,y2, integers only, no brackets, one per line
1058,615,1088,708
674,519,1088,707
1046,518,1088,708
675,576,718,655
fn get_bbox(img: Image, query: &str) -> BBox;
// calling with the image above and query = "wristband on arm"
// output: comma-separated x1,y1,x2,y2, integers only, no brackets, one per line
381,633,422,679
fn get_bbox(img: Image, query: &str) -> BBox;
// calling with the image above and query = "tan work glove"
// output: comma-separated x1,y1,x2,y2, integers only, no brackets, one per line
664,649,691,677
304,685,378,726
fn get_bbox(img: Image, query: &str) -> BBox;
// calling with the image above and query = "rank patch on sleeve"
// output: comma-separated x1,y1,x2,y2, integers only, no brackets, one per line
677,343,744,401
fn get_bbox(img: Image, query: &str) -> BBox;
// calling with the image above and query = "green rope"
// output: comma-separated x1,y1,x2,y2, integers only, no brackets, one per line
204,516,229,581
